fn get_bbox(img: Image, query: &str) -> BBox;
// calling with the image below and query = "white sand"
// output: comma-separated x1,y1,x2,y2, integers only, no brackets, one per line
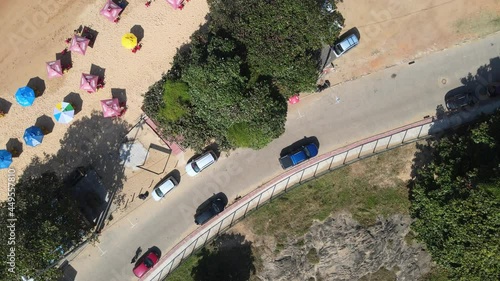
0,0,209,199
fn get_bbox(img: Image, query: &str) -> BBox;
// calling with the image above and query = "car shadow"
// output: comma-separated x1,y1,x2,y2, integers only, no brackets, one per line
337,27,361,42
157,169,181,186
280,136,320,157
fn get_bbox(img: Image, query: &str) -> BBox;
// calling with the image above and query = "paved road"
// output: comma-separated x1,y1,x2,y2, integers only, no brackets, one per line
68,33,500,281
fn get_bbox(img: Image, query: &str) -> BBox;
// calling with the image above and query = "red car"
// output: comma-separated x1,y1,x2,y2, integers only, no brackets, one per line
133,251,160,278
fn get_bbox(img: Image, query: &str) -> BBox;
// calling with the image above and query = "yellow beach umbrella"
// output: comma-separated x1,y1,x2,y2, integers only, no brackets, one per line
121,33,137,49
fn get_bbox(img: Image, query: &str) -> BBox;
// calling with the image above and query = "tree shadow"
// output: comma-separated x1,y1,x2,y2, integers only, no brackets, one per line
36,114,55,134
6,138,23,157
27,77,46,97
0,97,12,114
412,56,500,197
21,111,130,224
64,92,83,114
191,233,256,281
428,56,500,136
130,25,144,42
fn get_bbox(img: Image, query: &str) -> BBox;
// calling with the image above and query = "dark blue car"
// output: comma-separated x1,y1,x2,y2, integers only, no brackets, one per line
279,143,319,169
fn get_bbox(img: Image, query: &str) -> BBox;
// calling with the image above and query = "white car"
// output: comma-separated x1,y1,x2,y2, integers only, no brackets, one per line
185,151,217,176
151,176,178,201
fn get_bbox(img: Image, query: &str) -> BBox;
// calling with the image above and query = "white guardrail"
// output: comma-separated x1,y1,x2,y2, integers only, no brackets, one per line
142,117,435,281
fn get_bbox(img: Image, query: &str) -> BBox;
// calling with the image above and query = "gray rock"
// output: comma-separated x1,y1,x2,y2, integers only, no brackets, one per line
257,213,432,281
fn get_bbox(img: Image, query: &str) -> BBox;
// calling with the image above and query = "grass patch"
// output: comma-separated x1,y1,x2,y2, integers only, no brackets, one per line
164,254,200,281
306,248,320,264
245,146,413,243
159,80,191,122
359,267,397,281
454,12,500,37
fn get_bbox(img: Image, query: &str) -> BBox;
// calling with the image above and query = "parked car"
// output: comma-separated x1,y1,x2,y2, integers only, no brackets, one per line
133,250,160,278
279,142,319,169
194,193,228,225
185,151,217,176
151,176,178,201
332,34,359,57
445,91,476,111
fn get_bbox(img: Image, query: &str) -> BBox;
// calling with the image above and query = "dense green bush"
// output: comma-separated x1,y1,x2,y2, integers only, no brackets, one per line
159,80,191,122
410,113,500,281
143,0,343,151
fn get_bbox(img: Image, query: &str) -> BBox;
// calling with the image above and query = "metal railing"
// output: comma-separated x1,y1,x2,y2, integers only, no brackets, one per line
143,118,434,281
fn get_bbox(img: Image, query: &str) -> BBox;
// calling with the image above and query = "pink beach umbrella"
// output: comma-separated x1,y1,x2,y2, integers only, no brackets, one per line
69,35,90,55
100,0,123,22
166,0,184,9
100,98,122,118
80,73,99,93
46,60,63,79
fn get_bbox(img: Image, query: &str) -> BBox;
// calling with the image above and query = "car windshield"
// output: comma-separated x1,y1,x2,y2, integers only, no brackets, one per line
334,45,344,54
154,188,164,198
191,162,200,173
144,257,154,268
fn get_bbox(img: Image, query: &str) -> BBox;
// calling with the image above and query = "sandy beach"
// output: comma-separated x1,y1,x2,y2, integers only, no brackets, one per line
0,0,209,199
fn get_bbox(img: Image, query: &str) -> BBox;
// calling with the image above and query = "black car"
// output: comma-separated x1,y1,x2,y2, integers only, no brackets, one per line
445,90,476,111
194,193,228,225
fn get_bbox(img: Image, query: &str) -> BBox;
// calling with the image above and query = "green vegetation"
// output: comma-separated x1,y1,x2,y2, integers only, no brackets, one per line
306,248,320,264
159,80,190,122
410,112,500,281
0,172,90,280
143,0,344,151
359,267,397,281
419,266,450,281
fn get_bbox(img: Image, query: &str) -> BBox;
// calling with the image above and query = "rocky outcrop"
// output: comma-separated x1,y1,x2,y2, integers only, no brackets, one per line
255,213,432,281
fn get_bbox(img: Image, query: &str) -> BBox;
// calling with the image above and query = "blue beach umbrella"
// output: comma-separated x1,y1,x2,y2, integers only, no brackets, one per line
0,150,12,169
15,86,36,107
23,126,44,147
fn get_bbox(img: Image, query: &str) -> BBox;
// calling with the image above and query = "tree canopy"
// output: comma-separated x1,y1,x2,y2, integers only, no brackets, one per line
410,112,500,280
143,0,343,151
0,172,90,280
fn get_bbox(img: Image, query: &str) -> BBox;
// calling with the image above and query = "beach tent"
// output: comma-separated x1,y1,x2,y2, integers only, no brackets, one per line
15,86,36,107
69,35,90,55
100,98,122,118
0,150,12,169
53,102,75,124
23,126,44,147
121,33,137,49
80,73,99,93
100,0,123,22
166,0,184,9
46,60,63,79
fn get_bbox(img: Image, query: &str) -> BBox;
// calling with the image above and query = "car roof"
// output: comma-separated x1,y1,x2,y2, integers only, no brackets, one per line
305,143,319,157
195,151,216,169
157,177,176,194
339,34,358,50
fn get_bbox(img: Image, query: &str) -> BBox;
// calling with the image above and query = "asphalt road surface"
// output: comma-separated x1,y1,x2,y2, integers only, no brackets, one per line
68,33,500,281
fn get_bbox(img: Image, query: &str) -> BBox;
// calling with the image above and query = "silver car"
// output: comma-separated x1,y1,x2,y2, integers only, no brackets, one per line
332,34,359,57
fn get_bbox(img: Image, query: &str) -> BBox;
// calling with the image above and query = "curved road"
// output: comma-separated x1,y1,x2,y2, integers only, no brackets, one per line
69,33,500,281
